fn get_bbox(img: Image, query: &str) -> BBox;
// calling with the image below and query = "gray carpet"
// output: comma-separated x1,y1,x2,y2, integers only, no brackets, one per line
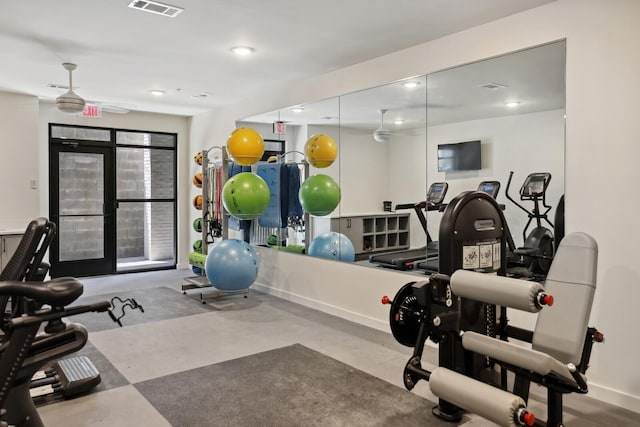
70,287,218,332
135,344,463,427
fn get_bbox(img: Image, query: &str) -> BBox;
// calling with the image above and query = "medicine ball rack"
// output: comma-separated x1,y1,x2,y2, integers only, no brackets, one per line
182,147,250,303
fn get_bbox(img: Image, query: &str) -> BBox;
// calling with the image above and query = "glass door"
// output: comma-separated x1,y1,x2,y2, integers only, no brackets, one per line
49,142,115,277
115,130,177,272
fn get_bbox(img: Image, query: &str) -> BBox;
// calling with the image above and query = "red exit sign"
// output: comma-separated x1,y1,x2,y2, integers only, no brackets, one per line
81,104,102,118
273,121,286,134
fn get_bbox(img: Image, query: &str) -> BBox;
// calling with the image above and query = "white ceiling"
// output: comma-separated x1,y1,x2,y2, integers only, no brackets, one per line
242,40,566,130
1,0,556,116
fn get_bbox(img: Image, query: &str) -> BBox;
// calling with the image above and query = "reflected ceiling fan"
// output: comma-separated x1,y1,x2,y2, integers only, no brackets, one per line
54,63,132,115
373,109,391,142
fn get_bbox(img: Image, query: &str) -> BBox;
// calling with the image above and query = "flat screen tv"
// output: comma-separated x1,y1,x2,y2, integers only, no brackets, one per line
437,140,482,172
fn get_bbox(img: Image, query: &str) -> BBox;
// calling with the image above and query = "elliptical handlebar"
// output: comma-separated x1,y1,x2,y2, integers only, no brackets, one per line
505,171,531,217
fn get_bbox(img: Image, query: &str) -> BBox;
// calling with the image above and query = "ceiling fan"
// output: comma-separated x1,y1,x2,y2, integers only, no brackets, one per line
56,63,86,114
54,63,132,115
373,109,391,142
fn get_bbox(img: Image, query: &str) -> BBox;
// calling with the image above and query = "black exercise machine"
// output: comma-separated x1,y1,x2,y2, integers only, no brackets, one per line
368,182,448,270
0,218,106,405
505,172,556,278
415,180,501,273
0,218,144,412
382,189,603,426
0,277,112,427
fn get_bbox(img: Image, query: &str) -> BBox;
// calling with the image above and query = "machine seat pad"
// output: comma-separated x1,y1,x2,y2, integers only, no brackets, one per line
462,331,584,385
0,277,83,308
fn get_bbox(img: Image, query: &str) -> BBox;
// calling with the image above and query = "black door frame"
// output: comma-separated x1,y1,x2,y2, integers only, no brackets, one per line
49,137,116,278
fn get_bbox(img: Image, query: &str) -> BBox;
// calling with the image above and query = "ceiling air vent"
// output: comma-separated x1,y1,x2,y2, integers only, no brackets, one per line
48,83,71,90
479,82,508,90
128,0,184,18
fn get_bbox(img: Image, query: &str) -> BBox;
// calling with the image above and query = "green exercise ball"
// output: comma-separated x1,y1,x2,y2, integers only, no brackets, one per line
193,239,203,253
193,218,203,232
299,174,341,216
222,172,270,220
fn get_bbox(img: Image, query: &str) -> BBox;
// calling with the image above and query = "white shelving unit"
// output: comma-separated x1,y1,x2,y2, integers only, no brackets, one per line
330,212,410,255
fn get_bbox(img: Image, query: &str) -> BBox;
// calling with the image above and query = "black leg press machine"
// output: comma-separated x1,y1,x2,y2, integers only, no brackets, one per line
382,190,604,427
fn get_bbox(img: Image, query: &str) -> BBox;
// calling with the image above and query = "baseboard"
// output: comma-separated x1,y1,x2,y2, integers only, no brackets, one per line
252,282,389,333
588,382,640,413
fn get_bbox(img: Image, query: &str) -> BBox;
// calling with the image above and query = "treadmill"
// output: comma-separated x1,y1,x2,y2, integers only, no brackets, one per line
369,182,448,270
416,180,501,273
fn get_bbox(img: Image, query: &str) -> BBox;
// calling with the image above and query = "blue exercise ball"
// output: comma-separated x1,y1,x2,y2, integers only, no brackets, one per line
192,265,203,275
308,232,355,262
205,239,260,291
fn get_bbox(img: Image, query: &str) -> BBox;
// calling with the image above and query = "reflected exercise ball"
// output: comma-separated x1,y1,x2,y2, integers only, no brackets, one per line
193,195,203,210
299,174,341,216
205,239,260,291
222,172,270,220
308,232,355,262
304,134,338,168
194,151,203,165
193,172,203,188
226,127,265,166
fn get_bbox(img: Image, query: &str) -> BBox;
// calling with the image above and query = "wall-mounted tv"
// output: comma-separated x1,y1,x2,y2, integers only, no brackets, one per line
437,140,482,172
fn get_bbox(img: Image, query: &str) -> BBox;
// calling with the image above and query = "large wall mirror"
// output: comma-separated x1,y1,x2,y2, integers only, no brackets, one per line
238,39,566,271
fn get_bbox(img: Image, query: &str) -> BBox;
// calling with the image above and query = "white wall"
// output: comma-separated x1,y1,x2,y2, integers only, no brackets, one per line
190,0,639,411
0,92,40,230
37,102,191,267
337,126,390,214
427,109,565,246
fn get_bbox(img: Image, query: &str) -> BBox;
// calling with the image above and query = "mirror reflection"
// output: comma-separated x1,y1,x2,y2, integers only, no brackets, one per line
238,40,566,274
237,97,341,253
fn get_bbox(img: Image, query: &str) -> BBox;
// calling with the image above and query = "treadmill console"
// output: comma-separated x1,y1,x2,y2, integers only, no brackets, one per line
477,181,500,199
520,173,551,200
427,182,448,205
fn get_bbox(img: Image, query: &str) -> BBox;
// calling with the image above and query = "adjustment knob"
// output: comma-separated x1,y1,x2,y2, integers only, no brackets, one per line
381,296,391,305
523,412,536,426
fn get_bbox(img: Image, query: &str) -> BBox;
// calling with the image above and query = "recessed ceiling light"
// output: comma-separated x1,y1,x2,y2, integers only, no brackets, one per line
150,90,165,96
292,107,304,113
402,81,420,89
394,120,404,125
505,101,521,108
231,46,255,56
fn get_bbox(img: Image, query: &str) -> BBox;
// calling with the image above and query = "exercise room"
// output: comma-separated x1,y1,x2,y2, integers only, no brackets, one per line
1,1,640,426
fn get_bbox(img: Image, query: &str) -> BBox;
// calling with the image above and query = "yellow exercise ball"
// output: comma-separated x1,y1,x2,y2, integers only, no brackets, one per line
226,127,265,166
304,134,338,168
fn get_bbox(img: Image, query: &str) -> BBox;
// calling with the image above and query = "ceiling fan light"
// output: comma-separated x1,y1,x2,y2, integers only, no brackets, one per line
373,127,391,143
56,91,86,114
56,63,86,114
373,108,391,142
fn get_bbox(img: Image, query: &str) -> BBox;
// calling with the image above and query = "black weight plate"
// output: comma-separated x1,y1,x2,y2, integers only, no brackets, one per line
389,281,422,347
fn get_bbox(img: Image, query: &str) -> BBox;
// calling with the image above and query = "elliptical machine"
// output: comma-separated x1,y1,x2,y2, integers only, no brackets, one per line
505,172,555,277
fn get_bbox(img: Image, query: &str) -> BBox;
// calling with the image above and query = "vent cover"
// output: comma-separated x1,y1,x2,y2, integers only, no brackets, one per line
479,82,508,90
48,83,71,90
128,0,184,17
